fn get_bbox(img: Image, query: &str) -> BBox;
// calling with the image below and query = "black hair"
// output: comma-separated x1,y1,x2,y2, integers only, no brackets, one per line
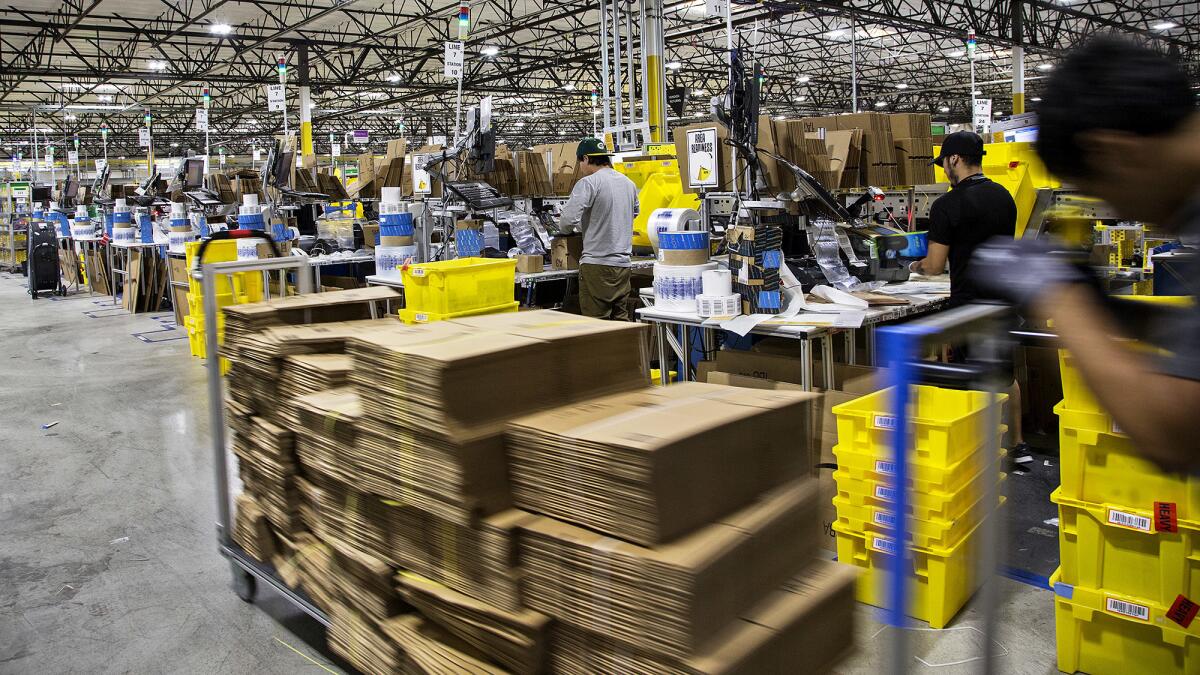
959,152,984,166
584,155,612,167
1036,36,1195,179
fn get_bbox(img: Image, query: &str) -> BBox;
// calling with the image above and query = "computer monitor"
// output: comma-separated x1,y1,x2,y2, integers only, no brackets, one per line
31,185,51,203
271,150,293,189
62,176,79,200
183,158,205,189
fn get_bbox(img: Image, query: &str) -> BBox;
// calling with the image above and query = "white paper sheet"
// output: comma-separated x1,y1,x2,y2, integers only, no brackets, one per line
811,284,869,308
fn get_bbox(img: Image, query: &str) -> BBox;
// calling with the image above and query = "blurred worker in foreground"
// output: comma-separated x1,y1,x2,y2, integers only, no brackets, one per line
557,137,639,320
972,37,1200,471
909,130,1018,308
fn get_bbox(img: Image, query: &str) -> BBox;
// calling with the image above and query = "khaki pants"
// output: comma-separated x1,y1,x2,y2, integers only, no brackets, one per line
578,263,631,321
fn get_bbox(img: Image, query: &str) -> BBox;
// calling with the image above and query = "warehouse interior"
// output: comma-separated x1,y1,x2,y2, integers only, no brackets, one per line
2,1,1198,674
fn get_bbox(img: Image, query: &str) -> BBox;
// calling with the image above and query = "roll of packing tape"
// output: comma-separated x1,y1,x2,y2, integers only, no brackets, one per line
702,269,733,296
653,261,718,313
658,231,709,250
647,208,700,250
375,245,418,278
236,238,260,261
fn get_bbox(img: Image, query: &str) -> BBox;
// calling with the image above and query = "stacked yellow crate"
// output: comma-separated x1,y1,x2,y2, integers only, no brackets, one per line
830,385,1007,628
1052,347,1200,674
183,240,265,358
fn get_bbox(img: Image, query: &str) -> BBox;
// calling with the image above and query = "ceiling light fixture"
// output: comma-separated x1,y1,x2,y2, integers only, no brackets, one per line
793,95,806,101
1152,21,1178,30
827,29,847,38
1037,63,1054,71
796,75,811,83
665,61,682,70
386,73,401,82
895,83,909,89
874,101,887,108
562,83,576,90
148,60,167,71
971,89,982,95
949,49,965,57
171,142,179,147
481,45,500,57
210,23,233,35
1030,96,1042,102
938,106,950,112
96,95,113,102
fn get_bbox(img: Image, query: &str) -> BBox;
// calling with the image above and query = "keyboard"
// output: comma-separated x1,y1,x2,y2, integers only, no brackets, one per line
444,180,513,210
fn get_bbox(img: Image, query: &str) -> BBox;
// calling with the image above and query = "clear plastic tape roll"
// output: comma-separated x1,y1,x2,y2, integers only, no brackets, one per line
654,261,718,312
701,269,732,296
647,208,700,250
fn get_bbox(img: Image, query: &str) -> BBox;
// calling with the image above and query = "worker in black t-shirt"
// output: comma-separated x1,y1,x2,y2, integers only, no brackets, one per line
908,131,1018,307
909,130,1025,455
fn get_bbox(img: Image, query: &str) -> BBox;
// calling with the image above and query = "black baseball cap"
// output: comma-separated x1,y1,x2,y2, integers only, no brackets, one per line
576,137,613,160
931,130,987,166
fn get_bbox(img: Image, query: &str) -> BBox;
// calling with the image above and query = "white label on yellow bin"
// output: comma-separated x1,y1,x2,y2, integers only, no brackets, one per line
1107,508,1152,533
1106,596,1150,622
874,485,896,502
415,313,429,322
411,268,426,277
873,415,898,430
874,460,896,474
1112,419,1124,435
872,510,897,528
870,536,897,555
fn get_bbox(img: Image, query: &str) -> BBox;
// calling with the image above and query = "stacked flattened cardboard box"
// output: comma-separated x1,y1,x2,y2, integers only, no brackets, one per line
223,302,859,674
799,112,913,188
528,143,582,196
890,113,937,186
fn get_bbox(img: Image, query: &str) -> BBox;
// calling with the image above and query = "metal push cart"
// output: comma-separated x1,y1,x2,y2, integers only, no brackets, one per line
874,302,1015,674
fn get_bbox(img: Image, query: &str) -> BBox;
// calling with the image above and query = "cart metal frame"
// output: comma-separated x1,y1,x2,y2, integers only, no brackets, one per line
197,255,329,625
876,303,1012,674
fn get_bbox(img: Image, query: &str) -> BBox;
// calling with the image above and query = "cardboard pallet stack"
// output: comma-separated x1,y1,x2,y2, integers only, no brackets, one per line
224,305,858,674
506,380,858,672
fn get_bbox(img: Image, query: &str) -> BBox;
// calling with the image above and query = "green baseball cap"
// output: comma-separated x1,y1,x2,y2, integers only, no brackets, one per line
576,137,612,160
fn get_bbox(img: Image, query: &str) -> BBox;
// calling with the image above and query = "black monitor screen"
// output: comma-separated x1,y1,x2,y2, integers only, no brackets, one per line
31,186,51,202
62,177,78,199
184,158,205,189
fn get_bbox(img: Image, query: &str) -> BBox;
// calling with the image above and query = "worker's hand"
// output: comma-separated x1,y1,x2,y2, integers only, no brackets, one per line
969,236,1089,308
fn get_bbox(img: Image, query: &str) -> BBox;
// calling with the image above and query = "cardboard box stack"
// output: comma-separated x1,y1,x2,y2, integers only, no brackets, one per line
506,379,857,671
800,113,896,187
890,113,936,185
223,304,858,673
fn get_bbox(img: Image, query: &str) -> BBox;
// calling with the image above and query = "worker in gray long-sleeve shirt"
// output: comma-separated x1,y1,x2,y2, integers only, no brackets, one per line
557,137,639,320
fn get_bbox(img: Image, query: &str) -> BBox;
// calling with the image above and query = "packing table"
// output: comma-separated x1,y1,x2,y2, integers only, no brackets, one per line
636,284,950,389
108,241,159,307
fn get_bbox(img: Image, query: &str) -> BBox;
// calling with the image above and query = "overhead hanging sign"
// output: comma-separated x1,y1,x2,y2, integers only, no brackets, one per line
252,149,262,162
67,150,79,165
195,108,208,131
666,87,687,117
705,0,728,18
685,127,719,189
430,135,447,146
95,158,107,171
352,129,369,145
138,128,151,148
331,143,342,156
266,84,286,112
973,98,992,135
219,152,226,166
444,41,465,79
411,153,432,195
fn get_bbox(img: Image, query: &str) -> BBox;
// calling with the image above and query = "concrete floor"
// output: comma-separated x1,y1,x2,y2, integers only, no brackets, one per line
0,271,1060,674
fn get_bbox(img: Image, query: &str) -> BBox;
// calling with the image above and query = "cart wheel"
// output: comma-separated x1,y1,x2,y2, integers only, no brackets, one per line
30,289,37,300
231,564,257,603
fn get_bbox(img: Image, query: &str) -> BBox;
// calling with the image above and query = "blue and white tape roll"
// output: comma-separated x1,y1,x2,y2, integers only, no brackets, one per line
59,214,73,237
236,238,259,260
653,261,719,313
113,210,131,226
239,212,265,231
380,212,414,238
657,231,709,251
647,208,700,250
104,213,115,237
112,227,136,244
375,245,417,279
168,220,194,253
